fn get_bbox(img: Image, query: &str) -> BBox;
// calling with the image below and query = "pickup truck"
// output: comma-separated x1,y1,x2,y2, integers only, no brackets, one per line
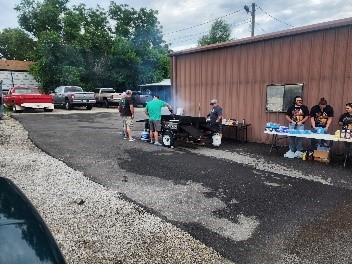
93,88,123,108
4,86,54,113
51,86,96,110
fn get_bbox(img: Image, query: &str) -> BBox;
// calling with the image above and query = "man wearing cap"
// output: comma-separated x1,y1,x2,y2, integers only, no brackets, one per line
118,90,135,141
208,99,223,136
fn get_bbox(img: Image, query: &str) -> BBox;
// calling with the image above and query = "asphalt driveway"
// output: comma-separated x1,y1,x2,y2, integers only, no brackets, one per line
13,108,352,263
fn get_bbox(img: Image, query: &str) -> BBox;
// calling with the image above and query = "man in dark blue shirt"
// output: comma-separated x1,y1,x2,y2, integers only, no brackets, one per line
208,99,223,136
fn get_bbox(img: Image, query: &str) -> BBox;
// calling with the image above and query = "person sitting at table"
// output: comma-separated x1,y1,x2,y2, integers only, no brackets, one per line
338,102,352,153
284,96,310,158
310,97,334,150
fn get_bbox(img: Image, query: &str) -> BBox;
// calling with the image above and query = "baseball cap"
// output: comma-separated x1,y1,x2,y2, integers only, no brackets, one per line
210,99,217,105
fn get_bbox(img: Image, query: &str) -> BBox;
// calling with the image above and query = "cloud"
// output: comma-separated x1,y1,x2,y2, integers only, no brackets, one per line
1,0,351,51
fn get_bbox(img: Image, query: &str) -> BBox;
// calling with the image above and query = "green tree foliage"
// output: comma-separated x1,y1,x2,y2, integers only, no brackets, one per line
12,0,170,91
0,28,36,60
198,19,231,46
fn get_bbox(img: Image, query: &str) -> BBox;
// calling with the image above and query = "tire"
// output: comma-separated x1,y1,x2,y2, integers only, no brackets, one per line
65,100,73,110
12,104,17,113
44,108,53,112
162,131,173,148
103,99,109,108
86,104,93,110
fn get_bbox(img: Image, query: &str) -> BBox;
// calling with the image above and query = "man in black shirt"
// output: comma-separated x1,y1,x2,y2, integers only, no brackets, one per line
284,96,309,158
310,97,334,150
118,90,135,141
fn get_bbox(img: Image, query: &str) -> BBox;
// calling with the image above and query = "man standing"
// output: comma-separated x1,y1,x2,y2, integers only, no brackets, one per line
208,99,223,137
310,97,334,150
118,90,135,141
145,95,172,146
285,96,309,158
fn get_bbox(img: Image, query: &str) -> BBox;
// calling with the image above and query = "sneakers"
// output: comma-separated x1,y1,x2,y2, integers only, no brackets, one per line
294,151,304,158
154,142,162,146
149,141,155,144
284,150,295,158
129,138,135,142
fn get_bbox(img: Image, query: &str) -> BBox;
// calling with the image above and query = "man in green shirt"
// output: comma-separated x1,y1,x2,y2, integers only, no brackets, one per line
145,95,173,146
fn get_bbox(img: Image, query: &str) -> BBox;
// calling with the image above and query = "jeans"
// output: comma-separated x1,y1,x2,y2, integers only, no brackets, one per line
310,127,332,151
288,124,304,152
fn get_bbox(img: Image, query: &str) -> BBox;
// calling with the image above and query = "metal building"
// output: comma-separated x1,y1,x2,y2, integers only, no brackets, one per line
169,17,352,144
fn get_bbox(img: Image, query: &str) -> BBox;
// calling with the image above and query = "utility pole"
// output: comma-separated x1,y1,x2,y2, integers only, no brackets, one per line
244,2,256,37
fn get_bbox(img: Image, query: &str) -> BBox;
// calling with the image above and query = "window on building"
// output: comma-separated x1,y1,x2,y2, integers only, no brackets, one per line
266,83,303,112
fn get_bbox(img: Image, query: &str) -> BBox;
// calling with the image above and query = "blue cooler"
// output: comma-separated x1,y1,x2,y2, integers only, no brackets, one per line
140,130,150,141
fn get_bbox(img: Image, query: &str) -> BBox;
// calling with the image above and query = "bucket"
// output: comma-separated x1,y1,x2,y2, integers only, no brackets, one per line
212,133,221,146
140,131,150,141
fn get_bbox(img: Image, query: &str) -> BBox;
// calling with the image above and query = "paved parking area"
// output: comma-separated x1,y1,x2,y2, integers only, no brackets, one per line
13,108,352,263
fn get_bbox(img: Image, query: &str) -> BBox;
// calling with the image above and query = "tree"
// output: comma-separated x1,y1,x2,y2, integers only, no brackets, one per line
109,3,169,86
198,19,231,46
13,0,170,91
0,28,36,60
15,0,69,38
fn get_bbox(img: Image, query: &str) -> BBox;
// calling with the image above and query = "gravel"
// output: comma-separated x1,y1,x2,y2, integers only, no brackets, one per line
0,115,231,264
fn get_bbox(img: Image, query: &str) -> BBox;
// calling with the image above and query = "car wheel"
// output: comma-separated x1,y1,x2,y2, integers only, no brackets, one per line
162,131,173,148
86,104,93,110
12,104,18,113
103,99,109,108
65,100,73,110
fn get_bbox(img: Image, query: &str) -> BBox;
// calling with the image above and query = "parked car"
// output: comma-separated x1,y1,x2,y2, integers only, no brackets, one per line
3,86,54,113
131,91,152,107
51,86,96,110
93,88,123,108
0,177,66,263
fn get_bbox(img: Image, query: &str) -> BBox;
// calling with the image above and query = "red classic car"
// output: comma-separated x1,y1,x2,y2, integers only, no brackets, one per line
4,86,54,113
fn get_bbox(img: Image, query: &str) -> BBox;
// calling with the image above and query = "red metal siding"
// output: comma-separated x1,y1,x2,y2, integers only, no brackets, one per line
171,19,352,147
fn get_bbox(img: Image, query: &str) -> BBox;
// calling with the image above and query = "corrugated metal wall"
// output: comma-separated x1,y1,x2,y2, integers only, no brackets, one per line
171,20,352,145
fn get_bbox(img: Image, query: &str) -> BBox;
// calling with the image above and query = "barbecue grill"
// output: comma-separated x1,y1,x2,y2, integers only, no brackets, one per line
137,115,217,148
160,115,214,147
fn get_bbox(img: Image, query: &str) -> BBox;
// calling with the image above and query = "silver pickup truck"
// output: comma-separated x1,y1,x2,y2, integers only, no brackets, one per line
51,86,96,110
93,88,123,108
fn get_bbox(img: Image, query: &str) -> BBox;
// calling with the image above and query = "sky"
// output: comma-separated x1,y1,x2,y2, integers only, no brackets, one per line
0,0,351,51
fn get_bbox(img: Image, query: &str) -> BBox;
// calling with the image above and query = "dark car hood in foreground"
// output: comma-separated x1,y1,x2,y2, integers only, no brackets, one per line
0,177,66,264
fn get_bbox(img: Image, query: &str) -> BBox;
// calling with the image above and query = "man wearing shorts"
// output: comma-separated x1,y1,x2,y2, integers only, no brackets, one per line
145,95,173,146
118,90,135,141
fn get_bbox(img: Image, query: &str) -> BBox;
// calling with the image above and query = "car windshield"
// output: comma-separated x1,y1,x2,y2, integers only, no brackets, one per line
64,87,83,92
13,88,40,94
102,90,115,93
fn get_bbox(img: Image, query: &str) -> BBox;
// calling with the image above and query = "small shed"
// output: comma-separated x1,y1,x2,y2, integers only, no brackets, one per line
139,79,171,102
0,60,39,91
169,17,352,144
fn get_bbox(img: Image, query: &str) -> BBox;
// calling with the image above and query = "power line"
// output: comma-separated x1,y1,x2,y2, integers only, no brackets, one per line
168,19,252,46
163,9,242,36
256,22,267,34
164,19,251,43
256,5,294,28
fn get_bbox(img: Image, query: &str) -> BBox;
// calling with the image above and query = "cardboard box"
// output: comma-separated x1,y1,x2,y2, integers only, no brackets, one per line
313,150,330,164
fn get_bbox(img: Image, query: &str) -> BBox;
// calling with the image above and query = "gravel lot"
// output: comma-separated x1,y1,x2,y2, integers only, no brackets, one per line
0,114,231,264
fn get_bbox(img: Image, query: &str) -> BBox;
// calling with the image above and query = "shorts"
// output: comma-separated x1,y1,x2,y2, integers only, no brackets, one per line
122,116,133,127
149,120,161,132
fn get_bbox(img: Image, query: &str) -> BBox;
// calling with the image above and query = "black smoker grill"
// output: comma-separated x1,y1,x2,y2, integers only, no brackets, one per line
138,115,215,147
161,115,214,147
